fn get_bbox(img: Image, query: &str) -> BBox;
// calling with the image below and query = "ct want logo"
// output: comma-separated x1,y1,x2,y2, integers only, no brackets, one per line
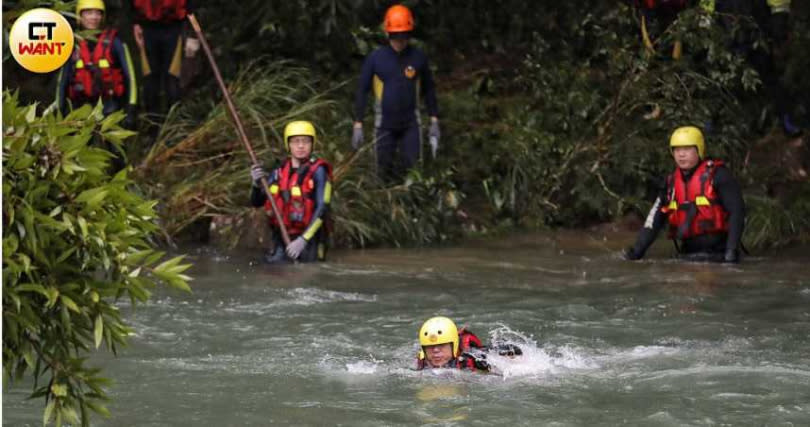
9,8,74,73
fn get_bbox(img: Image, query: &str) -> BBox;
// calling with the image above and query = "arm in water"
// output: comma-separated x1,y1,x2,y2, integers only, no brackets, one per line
626,179,669,260
713,166,745,261
460,344,523,373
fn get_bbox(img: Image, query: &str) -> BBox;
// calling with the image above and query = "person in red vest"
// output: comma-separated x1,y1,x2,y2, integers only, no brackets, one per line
129,0,197,123
57,0,137,119
56,0,138,168
625,126,746,263
415,316,522,372
250,121,333,263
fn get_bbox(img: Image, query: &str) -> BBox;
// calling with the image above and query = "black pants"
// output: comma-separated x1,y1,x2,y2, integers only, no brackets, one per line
677,233,728,262
141,24,182,119
745,47,791,120
375,124,421,183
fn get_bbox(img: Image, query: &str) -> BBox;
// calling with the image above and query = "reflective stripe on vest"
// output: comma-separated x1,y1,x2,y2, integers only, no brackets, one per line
68,29,125,101
663,159,730,239
264,157,333,236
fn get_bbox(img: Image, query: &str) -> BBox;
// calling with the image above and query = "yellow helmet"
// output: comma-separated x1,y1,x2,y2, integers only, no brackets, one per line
669,126,705,159
418,316,459,359
283,120,316,152
76,0,106,17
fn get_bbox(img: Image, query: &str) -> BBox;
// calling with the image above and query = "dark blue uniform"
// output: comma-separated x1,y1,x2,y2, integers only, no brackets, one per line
354,44,438,181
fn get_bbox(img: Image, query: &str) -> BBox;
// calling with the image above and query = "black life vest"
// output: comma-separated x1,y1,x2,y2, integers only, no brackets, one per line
68,30,125,102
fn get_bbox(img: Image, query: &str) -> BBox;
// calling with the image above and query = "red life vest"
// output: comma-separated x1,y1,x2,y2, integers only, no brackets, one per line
68,30,125,102
264,157,332,236
133,0,188,22
661,159,730,239
415,328,484,371
636,0,687,11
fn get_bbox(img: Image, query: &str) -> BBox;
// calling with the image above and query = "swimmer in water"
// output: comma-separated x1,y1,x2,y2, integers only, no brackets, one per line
415,316,521,371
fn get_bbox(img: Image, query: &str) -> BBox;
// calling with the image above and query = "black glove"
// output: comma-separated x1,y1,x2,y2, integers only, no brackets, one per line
624,246,643,261
723,248,739,264
473,357,490,371
493,343,522,357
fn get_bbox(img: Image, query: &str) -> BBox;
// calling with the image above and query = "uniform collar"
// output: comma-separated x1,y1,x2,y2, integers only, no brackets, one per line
386,44,411,56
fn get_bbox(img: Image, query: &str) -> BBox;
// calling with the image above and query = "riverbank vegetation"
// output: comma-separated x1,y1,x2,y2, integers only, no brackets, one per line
2,93,192,425
4,2,810,424
4,2,808,248
123,1,808,249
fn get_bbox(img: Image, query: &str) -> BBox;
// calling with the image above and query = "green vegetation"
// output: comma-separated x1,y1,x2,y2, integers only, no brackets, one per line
132,1,805,249
3,1,809,424
4,2,808,251
2,92,192,426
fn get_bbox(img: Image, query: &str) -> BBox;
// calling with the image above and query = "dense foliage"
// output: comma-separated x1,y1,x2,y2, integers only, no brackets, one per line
5,1,810,249
129,1,809,248
2,92,192,425
3,2,809,422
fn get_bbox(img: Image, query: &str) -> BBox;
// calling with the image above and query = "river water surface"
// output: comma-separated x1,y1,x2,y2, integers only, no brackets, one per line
4,231,810,426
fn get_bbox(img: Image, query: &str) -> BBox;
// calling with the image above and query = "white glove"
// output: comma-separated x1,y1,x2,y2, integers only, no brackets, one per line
285,237,307,260
428,120,440,158
184,38,200,58
352,124,364,150
251,164,266,187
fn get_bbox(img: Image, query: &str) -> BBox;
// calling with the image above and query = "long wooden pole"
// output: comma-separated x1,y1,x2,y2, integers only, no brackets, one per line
187,14,291,246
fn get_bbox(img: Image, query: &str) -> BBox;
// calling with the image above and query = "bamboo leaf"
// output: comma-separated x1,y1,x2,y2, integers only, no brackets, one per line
60,295,81,313
94,315,103,349
43,399,56,426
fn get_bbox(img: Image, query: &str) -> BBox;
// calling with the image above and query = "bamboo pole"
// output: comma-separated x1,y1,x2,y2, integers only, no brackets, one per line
187,13,291,246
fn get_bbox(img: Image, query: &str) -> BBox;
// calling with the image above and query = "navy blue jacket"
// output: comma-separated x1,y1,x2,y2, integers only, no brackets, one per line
354,44,438,130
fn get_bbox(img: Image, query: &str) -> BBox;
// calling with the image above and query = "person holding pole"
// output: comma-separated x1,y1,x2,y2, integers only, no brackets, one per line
186,12,297,259
250,121,334,263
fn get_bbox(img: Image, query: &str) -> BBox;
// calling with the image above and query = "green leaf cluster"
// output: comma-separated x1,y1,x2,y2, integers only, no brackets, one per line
453,5,762,227
2,91,192,426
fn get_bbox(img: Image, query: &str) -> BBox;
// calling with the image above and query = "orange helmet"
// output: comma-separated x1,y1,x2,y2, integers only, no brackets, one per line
384,4,414,34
